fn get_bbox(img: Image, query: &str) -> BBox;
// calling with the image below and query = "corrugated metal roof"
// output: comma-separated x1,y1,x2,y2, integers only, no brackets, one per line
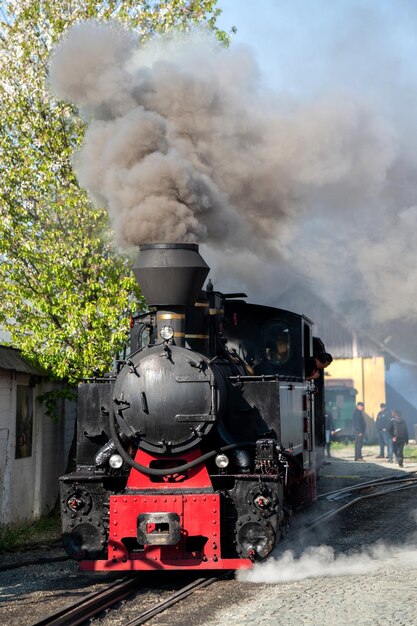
273,284,399,362
0,345,44,375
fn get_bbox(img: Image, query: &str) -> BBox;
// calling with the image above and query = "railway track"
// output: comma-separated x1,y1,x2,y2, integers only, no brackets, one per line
307,472,417,530
122,575,225,626
31,577,141,626
28,475,417,625
31,572,228,626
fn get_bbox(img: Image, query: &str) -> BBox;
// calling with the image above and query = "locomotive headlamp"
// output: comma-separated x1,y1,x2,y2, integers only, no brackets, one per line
215,453,229,469
160,325,174,341
109,453,123,469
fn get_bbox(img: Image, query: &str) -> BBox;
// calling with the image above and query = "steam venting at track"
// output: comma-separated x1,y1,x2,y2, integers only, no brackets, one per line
238,540,417,583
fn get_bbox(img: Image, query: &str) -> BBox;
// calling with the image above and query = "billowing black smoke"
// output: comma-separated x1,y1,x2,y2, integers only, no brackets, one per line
49,21,417,329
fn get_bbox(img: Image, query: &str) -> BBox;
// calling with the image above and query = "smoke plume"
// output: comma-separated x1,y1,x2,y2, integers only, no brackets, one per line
49,20,417,325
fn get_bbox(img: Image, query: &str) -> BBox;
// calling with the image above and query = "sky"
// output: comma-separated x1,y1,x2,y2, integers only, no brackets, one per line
49,4,417,364
215,0,417,152
216,0,417,95
50,2,417,332
213,1,417,323
215,0,417,394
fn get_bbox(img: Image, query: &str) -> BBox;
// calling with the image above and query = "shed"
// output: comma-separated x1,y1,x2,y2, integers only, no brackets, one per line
0,346,76,525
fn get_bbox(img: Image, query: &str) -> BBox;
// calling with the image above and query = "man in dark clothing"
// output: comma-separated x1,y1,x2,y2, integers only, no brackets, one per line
389,409,409,468
380,406,394,462
324,407,335,458
305,352,333,380
353,402,366,461
376,403,389,458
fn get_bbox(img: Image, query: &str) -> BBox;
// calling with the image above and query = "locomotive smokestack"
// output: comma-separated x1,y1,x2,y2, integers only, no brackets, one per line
133,243,210,307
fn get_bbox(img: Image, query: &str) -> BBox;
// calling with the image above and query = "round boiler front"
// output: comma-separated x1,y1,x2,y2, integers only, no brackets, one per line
112,345,216,454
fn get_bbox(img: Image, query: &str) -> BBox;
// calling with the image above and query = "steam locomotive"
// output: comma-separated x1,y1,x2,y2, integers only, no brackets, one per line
60,243,326,571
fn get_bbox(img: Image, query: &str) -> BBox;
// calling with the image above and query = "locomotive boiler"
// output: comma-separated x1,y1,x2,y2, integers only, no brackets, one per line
60,243,326,571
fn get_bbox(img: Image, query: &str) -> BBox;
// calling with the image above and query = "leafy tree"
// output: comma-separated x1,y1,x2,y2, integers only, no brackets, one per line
0,1,230,383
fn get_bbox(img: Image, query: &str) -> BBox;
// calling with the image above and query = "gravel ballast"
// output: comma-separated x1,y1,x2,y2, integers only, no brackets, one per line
1,446,417,626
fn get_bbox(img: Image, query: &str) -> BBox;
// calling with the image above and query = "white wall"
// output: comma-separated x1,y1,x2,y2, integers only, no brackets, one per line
0,371,14,524
0,371,76,525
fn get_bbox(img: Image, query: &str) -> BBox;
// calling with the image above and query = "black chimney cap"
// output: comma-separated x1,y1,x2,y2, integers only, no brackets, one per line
133,242,210,307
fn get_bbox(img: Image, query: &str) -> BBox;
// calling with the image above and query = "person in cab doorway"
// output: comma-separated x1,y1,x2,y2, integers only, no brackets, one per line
305,352,333,381
389,409,409,468
353,402,366,461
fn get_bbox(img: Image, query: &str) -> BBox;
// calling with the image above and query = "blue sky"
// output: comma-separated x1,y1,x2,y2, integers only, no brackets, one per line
216,0,417,96
212,1,417,363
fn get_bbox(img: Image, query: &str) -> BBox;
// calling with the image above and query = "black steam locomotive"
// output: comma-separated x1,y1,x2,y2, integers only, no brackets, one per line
60,243,326,572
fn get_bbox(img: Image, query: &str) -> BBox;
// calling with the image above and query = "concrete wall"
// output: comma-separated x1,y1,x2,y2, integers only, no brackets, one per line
0,370,76,525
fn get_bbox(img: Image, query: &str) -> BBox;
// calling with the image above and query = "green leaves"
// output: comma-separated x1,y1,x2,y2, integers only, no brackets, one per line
0,1,228,383
0,191,143,382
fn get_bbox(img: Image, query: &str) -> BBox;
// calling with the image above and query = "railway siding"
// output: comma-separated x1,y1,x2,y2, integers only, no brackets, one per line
147,452,417,626
2,452,417,626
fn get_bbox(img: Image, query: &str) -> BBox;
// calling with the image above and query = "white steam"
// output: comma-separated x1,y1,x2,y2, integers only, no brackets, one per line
49,21,417,324
238,540,417,584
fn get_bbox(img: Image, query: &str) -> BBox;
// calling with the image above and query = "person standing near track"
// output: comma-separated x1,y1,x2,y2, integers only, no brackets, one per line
324,405,335,458
376,403,392,460
353,401,366,461
381,404,394,462
389,409,409,468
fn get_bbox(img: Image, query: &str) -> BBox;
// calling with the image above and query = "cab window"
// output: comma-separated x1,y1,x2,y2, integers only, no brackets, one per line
263,322,291,365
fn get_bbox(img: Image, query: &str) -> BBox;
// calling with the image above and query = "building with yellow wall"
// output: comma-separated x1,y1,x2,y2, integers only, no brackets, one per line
326,356,386,420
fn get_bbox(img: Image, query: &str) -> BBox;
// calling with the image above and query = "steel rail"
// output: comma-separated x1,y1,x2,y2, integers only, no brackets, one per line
32,572,230,626
31,576,141,626
123,574,227,626
306,480,417,530
321,476,417,501
317,472,417,500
